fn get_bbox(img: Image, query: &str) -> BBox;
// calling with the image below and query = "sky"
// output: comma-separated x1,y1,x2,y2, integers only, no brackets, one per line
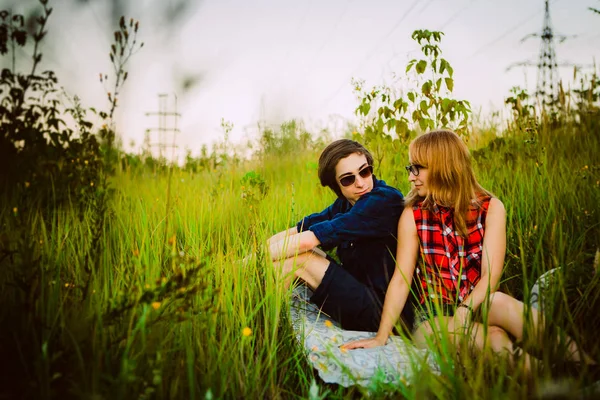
4,0,600,161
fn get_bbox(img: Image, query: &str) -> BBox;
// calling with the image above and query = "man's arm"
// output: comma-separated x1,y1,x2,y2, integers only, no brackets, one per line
268,230,321,261
267,227,298,247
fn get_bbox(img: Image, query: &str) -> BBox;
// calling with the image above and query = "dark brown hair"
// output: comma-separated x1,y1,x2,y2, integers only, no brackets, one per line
318,139,374,198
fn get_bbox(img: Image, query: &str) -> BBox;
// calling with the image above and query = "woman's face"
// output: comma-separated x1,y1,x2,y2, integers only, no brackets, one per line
335,152,373,205
407,162,429,197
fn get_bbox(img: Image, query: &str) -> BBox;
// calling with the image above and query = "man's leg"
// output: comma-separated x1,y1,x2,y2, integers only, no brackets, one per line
275,251,330,290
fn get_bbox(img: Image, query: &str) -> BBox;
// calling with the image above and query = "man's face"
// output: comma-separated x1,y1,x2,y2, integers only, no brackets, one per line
335,152,373,205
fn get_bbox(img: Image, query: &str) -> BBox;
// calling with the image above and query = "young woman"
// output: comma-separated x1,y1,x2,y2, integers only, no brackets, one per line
343,130,592,372
268,139,413,332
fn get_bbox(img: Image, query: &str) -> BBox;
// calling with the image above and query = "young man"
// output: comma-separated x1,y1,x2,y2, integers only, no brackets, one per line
268,139,412,332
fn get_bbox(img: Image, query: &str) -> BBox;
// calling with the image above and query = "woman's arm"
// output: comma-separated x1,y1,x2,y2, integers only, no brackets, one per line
343,208,420,349
457,197,506,314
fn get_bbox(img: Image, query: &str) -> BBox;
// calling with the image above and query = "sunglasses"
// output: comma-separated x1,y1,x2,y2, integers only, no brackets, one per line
339,165,374,187
405,164,424,176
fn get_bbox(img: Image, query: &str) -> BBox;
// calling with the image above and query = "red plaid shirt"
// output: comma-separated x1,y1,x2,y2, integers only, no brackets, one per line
413,196,491,304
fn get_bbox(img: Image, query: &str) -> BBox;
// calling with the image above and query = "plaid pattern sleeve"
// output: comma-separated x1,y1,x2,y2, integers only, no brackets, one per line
413,196,492,304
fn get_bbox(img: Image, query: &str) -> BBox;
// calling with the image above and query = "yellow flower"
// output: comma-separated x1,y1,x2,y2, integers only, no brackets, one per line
12,207,17,213
24,182,30,188
90,182,94,187
340,346,348,354
151,302,161,310
242,327,252,337
324,320,333,328
84,160,89,165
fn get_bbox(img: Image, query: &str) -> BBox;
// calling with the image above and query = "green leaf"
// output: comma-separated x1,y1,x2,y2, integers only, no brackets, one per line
395,120,408,138
441,98,451,113
446,63,454,78
439,59,446,75
436,78,442,92
386,119,396,132
416,60,427,74
361,102,371,116
419,118,427,131
445,77,454,92
406,59,416,73
407,92,415,102
422,81,432,96
419,100,429,116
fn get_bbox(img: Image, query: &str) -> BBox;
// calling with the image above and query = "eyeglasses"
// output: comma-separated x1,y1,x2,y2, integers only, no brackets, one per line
405,164,424,176
339,165,374,187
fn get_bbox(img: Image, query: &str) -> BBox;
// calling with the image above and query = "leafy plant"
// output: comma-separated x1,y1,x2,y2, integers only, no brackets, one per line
355,29,471,143
0,1,102,208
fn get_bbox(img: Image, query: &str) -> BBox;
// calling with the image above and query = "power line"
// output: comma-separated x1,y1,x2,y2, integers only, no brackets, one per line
315,0,421,112
468,0,564,60
439,0,476,31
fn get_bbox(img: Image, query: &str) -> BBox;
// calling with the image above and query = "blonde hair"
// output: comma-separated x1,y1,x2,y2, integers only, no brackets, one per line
405,130,492,236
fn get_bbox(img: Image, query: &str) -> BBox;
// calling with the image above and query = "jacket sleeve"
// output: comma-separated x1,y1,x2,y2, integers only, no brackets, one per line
296,198,344,232
307,188,404,248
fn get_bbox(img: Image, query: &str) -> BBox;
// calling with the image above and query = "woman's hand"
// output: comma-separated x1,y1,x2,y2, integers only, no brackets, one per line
451,305,473,333
341,335,388,350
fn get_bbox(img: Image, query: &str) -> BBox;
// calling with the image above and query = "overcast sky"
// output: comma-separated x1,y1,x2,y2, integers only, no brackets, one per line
5,0,600,160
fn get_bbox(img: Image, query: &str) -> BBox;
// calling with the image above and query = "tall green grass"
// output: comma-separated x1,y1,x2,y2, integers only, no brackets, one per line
1,119,599,399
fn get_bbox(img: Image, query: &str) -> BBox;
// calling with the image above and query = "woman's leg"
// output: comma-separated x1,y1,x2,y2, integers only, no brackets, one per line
412,315,535,373
486,292,594,364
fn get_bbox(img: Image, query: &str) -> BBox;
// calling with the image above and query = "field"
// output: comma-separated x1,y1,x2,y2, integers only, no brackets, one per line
2,114,600,399
1,4,600,397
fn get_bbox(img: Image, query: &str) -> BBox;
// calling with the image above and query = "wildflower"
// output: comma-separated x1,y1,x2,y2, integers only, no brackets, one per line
65,283,70,288
12,207,17,213
39,239,43,245
84,160,89,165
24,181,30,188
242,327,252,337
340,346,347,354
90,182,94,187
132,249,140,257
168,235,176,245
151,302,161,310
145,284,150,289
324,320,333,328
